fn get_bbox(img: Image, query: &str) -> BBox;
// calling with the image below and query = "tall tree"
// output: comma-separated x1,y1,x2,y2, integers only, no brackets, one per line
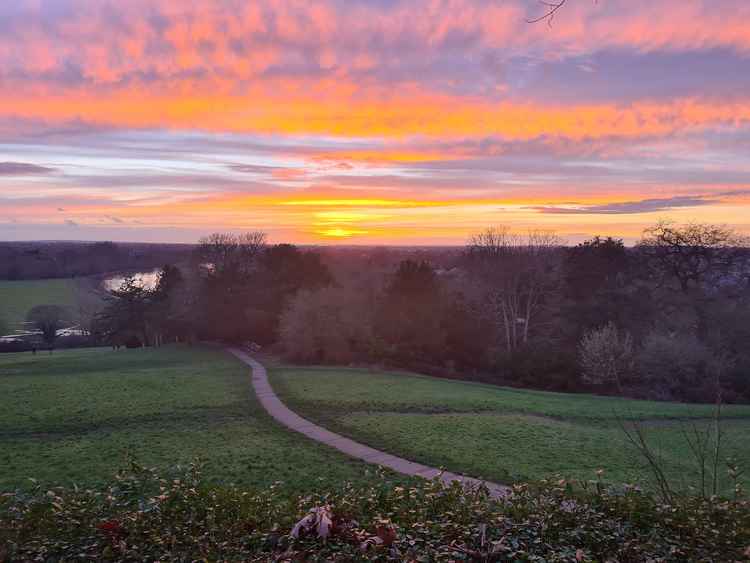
376,259,446,364
564,236,628,300
195,232,267,342
465,227,562,352
251,244,333,344
638,221,748,293
559,236,644,343
94,277,153,347
197,232,266,279
26,305,72,350
150,264,187,345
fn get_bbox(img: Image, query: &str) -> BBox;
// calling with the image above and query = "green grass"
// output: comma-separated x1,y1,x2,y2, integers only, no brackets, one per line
0,346,387,492
0,279,80,333
270,367,750,492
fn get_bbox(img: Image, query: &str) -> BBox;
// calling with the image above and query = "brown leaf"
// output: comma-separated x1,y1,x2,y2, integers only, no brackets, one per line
376,523,398,547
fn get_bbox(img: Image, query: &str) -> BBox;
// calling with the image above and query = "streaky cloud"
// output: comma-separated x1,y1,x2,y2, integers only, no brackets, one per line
0,162,56,175
530,196,714,215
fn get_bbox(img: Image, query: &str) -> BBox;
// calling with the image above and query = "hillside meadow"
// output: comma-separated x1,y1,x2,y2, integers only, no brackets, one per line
270,366,750,493
3,344,748,495
1,347,749,561
0,346,385,492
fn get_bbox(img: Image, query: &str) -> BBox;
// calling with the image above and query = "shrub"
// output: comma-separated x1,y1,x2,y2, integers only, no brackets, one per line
637,330,714,401
496,345,580,392
279,286,376,364
2,461,747,561
578,322,634,387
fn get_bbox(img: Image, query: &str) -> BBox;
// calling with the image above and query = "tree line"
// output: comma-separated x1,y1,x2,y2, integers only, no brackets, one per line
0,241,192,280
93,221,750,403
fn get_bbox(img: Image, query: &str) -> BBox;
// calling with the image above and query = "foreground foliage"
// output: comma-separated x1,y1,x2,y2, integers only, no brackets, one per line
1,462,748,561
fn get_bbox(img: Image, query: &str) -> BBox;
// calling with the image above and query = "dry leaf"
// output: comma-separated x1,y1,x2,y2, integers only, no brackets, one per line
376,522,397,546
290,505,334,540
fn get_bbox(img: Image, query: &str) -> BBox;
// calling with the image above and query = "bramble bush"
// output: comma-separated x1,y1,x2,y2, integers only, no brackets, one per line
1,460,749,561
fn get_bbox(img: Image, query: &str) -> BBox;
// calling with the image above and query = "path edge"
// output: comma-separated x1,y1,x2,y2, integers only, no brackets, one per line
228,348,509,497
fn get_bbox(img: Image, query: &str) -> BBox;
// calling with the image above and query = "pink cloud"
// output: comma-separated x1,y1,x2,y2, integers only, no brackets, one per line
1,1,749,89
1,1,750,243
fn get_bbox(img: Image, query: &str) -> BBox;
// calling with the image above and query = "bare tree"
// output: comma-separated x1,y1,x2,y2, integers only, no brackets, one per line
197,232,267,277
638,220,749,293
26,305,72,351
466,227,562,352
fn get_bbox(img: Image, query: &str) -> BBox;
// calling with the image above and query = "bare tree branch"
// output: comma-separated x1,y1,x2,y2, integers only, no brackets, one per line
526,0,568,26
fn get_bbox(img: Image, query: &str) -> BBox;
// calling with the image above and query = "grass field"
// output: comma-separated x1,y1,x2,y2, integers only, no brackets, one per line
0,279,80,334
270,367,750,492
0,346,386,492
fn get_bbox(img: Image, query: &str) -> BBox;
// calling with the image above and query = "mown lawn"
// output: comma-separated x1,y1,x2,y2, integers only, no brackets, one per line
0,347,385,492
0,279,80,334
270,367,750,492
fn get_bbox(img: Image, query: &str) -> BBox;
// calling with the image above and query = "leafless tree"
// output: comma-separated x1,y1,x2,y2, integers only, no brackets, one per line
197,231,267,277
637,220,749,293
26,304,72,350
466,227,562,352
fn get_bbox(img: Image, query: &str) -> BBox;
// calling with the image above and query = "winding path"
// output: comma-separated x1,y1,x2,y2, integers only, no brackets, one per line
229,348,509,497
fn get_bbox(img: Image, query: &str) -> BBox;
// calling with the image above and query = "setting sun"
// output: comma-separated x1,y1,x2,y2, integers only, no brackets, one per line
315,227,369,238
0,0,749,246
2,3,750,559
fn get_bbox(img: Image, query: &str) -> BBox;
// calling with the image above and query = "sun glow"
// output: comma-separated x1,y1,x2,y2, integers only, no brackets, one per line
316,227,368,238
314,211,391,223
3,0,750,243
281,199,421,207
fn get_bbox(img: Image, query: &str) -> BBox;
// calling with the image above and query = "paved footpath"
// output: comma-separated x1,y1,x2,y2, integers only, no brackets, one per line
229,348,509,498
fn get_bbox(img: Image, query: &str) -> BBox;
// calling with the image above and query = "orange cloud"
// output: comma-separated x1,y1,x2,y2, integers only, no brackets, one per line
3,1,750,244
2,1,749,150
4,83,750,141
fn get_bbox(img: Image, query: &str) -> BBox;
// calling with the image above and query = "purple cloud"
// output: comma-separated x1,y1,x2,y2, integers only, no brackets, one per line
0,162,56,175
530,196,713,215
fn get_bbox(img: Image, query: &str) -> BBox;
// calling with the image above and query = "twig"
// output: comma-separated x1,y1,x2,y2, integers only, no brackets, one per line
526,0,568,26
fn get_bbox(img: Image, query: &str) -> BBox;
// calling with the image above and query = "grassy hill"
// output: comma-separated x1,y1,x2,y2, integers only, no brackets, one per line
270,366,750,493
0,346,385,491
3,343,748,497
1,350,748,561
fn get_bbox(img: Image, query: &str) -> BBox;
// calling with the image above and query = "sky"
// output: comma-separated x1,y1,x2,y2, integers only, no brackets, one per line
1,0,750,245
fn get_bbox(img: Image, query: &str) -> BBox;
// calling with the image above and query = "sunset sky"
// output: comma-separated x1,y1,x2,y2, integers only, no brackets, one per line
2,0,750,245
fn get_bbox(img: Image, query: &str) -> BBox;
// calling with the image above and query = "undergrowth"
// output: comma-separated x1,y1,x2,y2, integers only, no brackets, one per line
1,460,748,561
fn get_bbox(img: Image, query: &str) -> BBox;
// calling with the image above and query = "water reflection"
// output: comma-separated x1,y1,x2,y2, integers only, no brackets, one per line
103,269,161,292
